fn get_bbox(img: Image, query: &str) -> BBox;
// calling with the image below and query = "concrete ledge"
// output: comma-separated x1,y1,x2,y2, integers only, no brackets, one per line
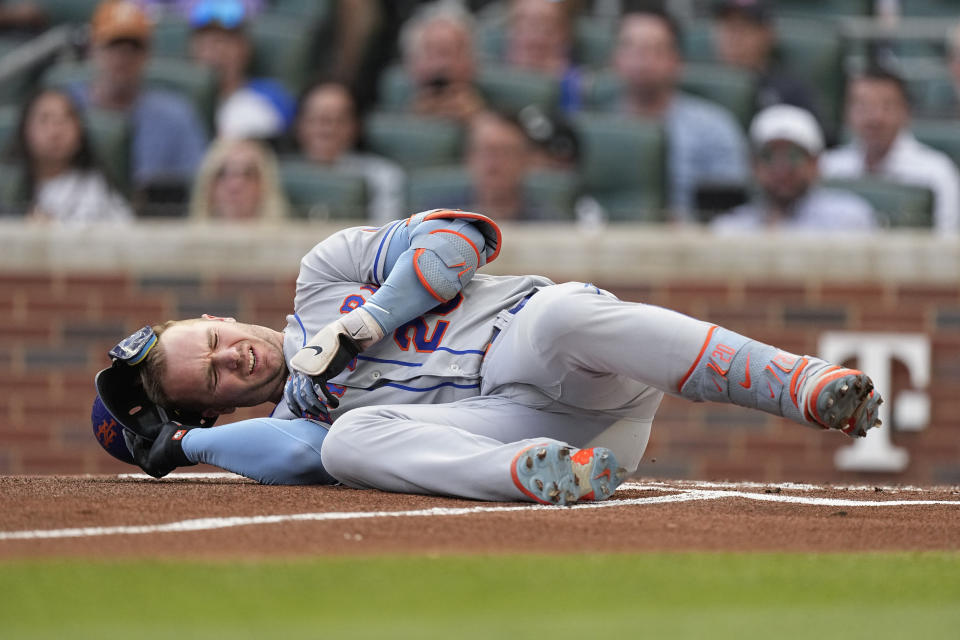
1,220,958,285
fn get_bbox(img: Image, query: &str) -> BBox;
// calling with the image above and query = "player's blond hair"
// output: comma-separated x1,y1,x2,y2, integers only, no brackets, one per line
188,137,289,222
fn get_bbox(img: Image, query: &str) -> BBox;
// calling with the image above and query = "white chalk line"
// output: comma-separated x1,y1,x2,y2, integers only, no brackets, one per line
2,486,958,542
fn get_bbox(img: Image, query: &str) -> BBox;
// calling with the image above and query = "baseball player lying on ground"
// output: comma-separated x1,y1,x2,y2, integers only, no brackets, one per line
93,210,883,505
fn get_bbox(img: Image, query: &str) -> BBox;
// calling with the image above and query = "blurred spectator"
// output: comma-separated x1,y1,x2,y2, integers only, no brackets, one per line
820,66,960,232
188,137,288,221
711,0,820,120
400,1,485,124
429,109,569,221
0,1,47,36
711,105,876,232
2,89,133,223
72,0,207,189
188,0,295,139
517,104,606,226
612,8,749,218
295,82,405,224
505,0,582,112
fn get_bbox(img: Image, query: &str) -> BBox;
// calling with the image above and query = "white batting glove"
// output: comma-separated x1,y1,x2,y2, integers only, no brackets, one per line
289,307,385,408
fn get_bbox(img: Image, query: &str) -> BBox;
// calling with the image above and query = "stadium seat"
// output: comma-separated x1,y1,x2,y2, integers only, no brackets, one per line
33,0,100,24
0,104,17,151
151,14,191,59
582,66,756,130
279,159,368,220
84,108,131,191
904,63,957,118
364,112,464,170
377,64,561,114
406,166,470,213
0,162,27,215
774,0,872,18
406,166,578,221
823,177,934,228
898,0,960,17
270,0,334,20
911,118,960,169
571,113,667,222
42,58,218,134
247,12,319,95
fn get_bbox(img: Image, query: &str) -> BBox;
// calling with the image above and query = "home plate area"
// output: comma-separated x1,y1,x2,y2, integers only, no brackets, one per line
1,474,958,557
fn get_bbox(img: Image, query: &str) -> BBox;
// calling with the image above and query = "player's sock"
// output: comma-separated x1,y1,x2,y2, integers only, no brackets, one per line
676,326,832,427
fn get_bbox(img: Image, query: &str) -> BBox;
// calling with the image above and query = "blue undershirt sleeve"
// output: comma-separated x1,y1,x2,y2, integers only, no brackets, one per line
362,219,486,334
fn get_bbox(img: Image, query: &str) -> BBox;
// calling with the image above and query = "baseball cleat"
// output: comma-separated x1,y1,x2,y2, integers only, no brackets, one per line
511,443,626,506
805,367,883,438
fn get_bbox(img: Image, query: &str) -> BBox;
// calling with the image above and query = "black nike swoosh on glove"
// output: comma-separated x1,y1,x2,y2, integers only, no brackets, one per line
304,345,323,355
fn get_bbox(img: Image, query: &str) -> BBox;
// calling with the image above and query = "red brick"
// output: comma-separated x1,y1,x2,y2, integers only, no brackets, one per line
20,452,86,474
896,284,960,307
62,273,131,294
819,283,888,305
0,428,53,446
24,291,93,315
0,273,53,293
701,461,774,481
744,281,809,303
663,282,735,303
98,296,169,321
703,305,774,329
212,276,289,296
857,306,929,332
0,318,53,343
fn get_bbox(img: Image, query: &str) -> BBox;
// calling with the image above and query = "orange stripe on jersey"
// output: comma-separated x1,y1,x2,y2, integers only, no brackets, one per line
677,325,718,393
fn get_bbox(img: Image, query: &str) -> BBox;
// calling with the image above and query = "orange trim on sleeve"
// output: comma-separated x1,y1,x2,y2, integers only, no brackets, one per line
429,228,481,264
677,325,718,393
422,210,502,263
412,248,447,303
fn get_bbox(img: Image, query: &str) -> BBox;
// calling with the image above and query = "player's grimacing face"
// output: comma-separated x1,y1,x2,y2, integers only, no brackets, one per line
158,319,286,414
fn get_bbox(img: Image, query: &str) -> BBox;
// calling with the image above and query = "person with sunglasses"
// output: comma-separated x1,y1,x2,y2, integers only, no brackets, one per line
711,104,876,232
187,0,295,140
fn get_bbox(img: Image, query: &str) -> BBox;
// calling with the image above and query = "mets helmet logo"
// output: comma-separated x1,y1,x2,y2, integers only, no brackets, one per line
91,396,135,465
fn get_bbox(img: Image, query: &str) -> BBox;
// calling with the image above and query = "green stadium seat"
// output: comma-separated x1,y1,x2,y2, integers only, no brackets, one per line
0,162,27,215
33,0,100,25
279,159,368,220
582,66,755,130
42,58,218,134
911,118,960,170
84,108,131,191
151,14,191,59
774,0,872,18
271,0,334,20
406,166,578,221
823,177,934,228
247,12,319,95
898,0,960,17
406,166,470,213
377,64,560,114
571,113,666,222
0,104,18,152
904,63,957,119
364,112,463,170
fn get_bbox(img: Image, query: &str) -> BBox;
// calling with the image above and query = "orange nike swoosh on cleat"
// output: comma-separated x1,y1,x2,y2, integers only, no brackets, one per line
594,468,612,481
739,354,752,389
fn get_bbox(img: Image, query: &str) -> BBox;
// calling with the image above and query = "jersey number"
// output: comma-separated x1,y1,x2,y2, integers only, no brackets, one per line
392,293,462,354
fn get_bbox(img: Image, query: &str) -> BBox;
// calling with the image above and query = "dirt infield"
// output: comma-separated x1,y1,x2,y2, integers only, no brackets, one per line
2,474,959,558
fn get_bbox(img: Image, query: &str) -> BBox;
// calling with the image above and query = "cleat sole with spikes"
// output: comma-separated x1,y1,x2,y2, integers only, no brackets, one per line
512,444,625,505
812,371,882,438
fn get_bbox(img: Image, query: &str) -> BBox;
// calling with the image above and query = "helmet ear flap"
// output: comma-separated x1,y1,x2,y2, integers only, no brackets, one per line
91,395,136,465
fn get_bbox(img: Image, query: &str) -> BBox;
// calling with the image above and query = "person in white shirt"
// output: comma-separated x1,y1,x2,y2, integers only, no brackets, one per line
820,66,960,232
712,104,876,233
294,82,405,224
3,88,133,224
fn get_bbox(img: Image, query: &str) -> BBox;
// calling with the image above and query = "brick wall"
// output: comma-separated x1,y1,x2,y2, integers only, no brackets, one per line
1,223,957,484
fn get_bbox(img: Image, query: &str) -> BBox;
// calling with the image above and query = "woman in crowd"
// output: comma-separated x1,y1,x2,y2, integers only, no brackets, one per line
2,88,133,223
188,137,289,222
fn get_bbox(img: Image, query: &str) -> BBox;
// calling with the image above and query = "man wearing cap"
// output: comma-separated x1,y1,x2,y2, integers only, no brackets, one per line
75,0,207,189
711,104,876,232
188,0,295,139
711,0,821,125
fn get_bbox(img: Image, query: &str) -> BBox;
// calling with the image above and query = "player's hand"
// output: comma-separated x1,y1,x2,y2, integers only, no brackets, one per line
283,370,330,418
291,307,383,377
